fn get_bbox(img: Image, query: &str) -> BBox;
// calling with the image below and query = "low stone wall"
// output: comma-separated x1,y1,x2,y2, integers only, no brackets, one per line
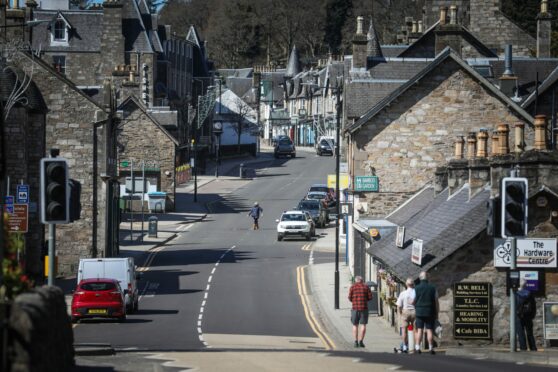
8,286,74,372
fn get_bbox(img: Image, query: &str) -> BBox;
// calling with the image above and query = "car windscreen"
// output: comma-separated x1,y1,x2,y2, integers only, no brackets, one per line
320,140,332,146
307,193,326,200
281,214,306,221
278,140,292,145
80,282,117,291
309,187,329,193
298,201,319,210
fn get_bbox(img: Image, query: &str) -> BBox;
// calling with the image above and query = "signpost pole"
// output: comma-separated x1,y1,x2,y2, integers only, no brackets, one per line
47,224,55,286
141,160,145,242
130,160,134,241
509,167,518,353
334,87,341,310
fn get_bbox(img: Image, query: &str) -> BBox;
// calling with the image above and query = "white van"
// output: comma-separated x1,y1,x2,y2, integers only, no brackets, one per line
77,257,140,313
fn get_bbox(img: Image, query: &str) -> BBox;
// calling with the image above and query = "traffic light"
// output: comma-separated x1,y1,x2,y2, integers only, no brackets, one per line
500,177,528,238
40,158,69,224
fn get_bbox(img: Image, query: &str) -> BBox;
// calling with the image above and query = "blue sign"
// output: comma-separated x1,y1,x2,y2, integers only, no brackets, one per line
16,184,29,204
4,196,14,214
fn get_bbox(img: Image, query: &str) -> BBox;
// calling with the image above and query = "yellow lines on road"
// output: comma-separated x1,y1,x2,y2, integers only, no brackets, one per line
138,245,166,272
301,243,312,251
296,265,335,350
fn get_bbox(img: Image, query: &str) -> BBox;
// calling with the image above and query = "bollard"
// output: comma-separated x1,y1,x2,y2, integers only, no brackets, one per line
407,324,415,350
239,163,244,178
148,216,158,238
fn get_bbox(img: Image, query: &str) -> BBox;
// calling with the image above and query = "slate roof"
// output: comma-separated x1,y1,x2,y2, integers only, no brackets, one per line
347,48,535,134
367,185,490,281
366,17,382,58
521,64,558,109
32,10,103,52
286,45,302,77
380,45,409,58
226,77,252,100
123,0,153,53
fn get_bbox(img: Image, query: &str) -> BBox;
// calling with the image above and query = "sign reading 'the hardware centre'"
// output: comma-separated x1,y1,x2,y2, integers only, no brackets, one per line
453,282,492,339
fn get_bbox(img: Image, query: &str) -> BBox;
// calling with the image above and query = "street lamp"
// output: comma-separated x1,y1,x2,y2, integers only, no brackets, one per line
213,119,223,178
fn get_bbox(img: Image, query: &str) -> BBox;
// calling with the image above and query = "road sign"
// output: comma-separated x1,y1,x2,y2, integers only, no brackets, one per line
5,204,28,233
494,238,557,268
16,184,29,204
4,195,14,214
454,282,492,339
354,176,379,192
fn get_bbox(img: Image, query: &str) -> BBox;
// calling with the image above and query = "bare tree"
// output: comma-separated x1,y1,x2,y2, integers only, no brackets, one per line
231,97,253,154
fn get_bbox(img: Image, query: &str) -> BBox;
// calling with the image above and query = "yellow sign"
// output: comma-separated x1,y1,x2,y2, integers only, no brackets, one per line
327,174,349,189
369,228,380,238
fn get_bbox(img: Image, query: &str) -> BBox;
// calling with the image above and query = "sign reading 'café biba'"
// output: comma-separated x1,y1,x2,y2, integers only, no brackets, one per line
453,282,492,339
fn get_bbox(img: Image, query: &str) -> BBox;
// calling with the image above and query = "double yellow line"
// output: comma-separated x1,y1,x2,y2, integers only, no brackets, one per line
137,245,165,272
301,242,312,251
296,265,335,350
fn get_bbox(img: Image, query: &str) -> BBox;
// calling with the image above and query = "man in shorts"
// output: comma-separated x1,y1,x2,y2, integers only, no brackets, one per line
396,277,416,353
414,271,438,354
348,276,373,348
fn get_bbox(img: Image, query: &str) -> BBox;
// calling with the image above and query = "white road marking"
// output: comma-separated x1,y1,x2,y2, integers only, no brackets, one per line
198,314,203,320
197,320,202,327
204,293,208,299
200,307,204,313
208,276,212,283
197,327,202,334
206,284,211,291
211,268,216,274
202,300,206,307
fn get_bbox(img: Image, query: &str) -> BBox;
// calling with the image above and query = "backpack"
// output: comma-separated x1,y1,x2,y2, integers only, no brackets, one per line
517,293,535,319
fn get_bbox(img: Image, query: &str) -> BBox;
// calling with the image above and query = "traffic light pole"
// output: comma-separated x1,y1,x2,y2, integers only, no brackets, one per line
47,224,55,286
510,236,517,352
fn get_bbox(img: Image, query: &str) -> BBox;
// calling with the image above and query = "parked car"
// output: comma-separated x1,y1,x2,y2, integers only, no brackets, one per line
297,199,328,228
306,191,328,202
316,138,334,156
274,138,296,158
303,211,317,236
276,210,313,241
308,184,334,197
71,278,126,323
78,257,140,313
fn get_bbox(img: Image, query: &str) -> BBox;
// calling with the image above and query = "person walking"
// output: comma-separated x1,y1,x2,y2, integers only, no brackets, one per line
414,271,438,354
516,280,537,351
248,202,263,230
396,278,416,353
348,275,373,348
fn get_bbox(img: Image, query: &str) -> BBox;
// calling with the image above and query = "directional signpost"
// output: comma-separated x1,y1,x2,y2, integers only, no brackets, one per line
454,282,492,339
5,204,28,233
16,184,29,204
354,176,379,192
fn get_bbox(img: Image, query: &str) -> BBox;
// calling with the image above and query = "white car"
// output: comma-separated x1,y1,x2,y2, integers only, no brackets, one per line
276,210,313,241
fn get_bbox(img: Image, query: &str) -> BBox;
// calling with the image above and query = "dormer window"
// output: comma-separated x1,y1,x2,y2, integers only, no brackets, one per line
54,20,66,41
50,15,70,46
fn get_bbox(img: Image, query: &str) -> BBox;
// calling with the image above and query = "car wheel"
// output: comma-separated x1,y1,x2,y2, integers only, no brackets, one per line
71,316,79,324
118,314,126,322
277,234,283,241
291,153,296,158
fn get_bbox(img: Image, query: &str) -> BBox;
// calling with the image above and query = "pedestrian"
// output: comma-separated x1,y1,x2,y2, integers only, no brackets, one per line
396,277,416,353
348,275,372,348
248,202,263,230
516,280,537,351
414,271,438,354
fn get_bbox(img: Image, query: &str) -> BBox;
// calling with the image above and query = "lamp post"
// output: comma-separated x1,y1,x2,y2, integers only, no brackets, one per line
213,119,223,178
334,86,341,310
192,138,197,202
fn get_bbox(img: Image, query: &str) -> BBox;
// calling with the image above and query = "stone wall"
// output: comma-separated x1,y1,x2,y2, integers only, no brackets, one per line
40,52,103,86
352,58,533,217
9,286,74,372
117,103,176,210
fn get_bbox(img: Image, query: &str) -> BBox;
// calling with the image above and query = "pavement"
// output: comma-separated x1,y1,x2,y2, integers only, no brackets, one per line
68,144,558,366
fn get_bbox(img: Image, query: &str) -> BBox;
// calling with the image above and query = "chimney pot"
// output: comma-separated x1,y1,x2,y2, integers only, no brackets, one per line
542,0,549,14
129,71,134,83
467,132,477,159
514,123,525,153
418,20,423,33
497,123,510,155
454,136,465,159
491,131,500,156
412,21,418,33
534,115,548,150
440,6,448,25
356,16,364,35
449,5,458,25
476,129,489,158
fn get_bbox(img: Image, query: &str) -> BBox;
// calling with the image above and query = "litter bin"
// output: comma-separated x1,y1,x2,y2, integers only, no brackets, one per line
148,216,158,238
366,281,379,314
148,192,167,213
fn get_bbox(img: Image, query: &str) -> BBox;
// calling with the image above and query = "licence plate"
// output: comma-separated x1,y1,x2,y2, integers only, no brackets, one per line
88,309,107,315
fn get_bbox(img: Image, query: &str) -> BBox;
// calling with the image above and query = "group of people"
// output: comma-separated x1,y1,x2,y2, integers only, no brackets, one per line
348,271,439,354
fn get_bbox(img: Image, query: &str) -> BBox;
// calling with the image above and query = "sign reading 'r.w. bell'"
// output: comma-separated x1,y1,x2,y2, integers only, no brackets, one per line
453,282,492,339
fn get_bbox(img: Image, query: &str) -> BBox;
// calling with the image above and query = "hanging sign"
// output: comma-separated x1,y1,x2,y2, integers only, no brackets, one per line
411,238,423,265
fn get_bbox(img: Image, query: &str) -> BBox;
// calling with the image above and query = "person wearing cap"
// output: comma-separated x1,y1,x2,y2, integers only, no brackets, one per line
248,202,263,230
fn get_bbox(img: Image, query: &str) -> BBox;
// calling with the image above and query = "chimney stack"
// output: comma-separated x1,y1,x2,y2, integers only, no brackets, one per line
454,136,465,159
514,123,525,153
497,123,510,155
499,45,518,96
476,129,488,158
101,0,125,76
537,0,552,58
534,115,548,150
352,16,368,69
466,132,477,159
440,6,447,25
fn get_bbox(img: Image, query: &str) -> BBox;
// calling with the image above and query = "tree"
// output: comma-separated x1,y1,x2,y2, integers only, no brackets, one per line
231,96,253,154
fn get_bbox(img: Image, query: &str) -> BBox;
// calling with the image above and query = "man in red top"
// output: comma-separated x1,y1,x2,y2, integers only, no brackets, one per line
348,275,373,348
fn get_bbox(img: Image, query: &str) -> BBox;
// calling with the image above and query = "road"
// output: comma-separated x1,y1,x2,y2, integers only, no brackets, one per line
72,151,554,371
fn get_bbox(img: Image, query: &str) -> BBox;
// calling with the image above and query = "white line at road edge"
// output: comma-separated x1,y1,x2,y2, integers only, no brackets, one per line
197,245,236,347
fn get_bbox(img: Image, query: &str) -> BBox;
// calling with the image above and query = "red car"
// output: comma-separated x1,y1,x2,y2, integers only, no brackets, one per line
71,278,126,323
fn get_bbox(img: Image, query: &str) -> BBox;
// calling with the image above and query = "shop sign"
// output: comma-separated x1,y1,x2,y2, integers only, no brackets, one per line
454,282,492,339
494,238,557,268
543,302,558,340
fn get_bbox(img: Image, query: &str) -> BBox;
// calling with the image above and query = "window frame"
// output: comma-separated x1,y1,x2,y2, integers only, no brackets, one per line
50,17,69,46
52,55,66,75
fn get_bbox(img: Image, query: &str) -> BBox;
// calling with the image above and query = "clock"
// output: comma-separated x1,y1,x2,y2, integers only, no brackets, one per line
213,121,223,131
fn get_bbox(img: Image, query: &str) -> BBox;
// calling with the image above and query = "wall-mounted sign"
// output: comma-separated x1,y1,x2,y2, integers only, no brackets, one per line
544,302,558,340
521,271,540,292
5,204,28,233
411,239,423,265
340,202,352,216
327,174,349,189
396,226,406,248
340,162,348,173
494,238,557,268
454,282,492,339
16,184,29,204
354,176,379,192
